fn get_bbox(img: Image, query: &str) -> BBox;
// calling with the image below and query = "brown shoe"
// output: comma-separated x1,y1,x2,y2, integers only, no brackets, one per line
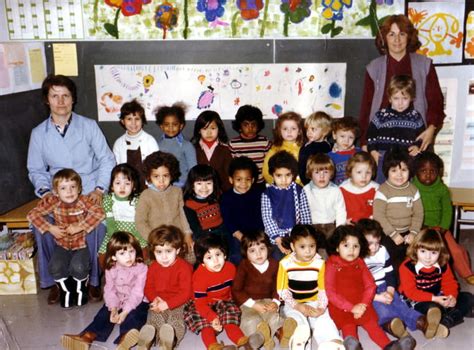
60,331,96,350
383,318,408,338
47,284,60,305
434,324,449,338
208,343,225,350
424,307,442,339
465,275,474,285
276,318,297,348
257,321,275,350
116,329,139,350
88,284,102,302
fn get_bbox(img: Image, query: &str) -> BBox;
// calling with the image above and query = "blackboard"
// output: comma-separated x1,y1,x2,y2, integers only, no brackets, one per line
0,39,380,214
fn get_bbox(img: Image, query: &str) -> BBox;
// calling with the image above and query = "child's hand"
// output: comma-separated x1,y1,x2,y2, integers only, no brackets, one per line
351,303,367,319
446,295,457,308
345,219,355,226
233,231,243,241
404,233,415,245
392,234,404,246
184,234,194,253
370,150,380,165
408,145,421,157
110,308,119,323
308,307,325,318
275,237,291,255
432,295,450,307
48,224,67,239
374,292,393,305
156,298,169,312
65,224,83,235
88,189,103,206
211,318,222,332
252,302,267,314
116,310,128,324
263,301,279,313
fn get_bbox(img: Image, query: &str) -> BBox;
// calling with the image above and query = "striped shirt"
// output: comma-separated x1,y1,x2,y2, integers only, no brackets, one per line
228,135,271,183
364,245,396,287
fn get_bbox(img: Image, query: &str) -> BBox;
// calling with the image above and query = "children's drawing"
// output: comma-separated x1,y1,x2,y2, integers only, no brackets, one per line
95,63,346,121
408,2,465,64
465,11,474,59
154,2,179,39
83,0,403,39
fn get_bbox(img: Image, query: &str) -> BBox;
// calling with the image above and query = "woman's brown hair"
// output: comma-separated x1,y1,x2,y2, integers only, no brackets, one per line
375,14,422,55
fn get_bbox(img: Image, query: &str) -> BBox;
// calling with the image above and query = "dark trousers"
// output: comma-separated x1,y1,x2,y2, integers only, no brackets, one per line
381,234,408,282
413,292,473,328
48,246,90,280
83,302,149,343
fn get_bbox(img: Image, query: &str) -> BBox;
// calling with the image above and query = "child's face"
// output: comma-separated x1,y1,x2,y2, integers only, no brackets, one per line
193,179,214,198
112,172,133,198
240,120,258,139
113,245,136,268
417,247,440,268
416,161,438,186
365,234,381,256
229,169,254,194
389,90,411,113
306,124,326,143
291,236,317,263
160,115,184,138
337,235,360,262
154,243,180,268
200,121,219,143
387,162,410,187
350,162,373,188
121,113,143,136
246,242,268,266
333,129,355,151
149,166,171,191
203,248,226,272
311,168,331,189
280,120,300,142
272,167,294,189
55,179,80,204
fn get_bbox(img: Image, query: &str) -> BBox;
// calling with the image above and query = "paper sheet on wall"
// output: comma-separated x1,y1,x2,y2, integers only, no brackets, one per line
0,42,46,96
95,64,346,122
465,11,474,59
53,43,78,76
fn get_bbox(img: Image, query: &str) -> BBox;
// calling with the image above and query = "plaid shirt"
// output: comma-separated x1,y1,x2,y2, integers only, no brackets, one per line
27,194,105,250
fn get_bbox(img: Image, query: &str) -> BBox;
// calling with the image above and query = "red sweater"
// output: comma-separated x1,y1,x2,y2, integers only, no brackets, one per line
398,258,458,302
325,255,377,327
339,180,378,223
193,261,236,322
232,258,279,306
144,258,193,309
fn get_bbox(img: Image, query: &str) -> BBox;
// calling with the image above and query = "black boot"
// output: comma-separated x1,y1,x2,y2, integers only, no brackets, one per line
73,276,89,306
383,335,416,350
55,277,75,308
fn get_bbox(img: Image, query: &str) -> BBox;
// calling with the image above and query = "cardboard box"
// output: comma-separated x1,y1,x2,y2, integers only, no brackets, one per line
0,259,37,295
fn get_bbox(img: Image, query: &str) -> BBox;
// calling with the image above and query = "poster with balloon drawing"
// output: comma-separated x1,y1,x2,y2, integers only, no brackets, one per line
94,63,346,121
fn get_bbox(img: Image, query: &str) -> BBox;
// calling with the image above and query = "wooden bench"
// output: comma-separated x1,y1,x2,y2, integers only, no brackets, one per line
450,187,474,240
0,199,39,231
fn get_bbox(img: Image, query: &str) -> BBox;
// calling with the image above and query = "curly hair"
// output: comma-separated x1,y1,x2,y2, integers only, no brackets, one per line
327,225,369,258
232,104,265,133
413,151,444,175
120,99,147,125
273,112,304,147
268,150,299,179
155,102,186,125
143,151,181,184
228,156,258,181
375,14,421,55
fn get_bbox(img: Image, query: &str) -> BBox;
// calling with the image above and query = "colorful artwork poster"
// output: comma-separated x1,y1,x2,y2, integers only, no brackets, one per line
408,1,465,64
84,0,404,40
465,11,474,59
95,63,346,121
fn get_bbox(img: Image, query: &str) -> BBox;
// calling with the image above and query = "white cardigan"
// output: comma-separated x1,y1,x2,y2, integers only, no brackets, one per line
113,129,159,164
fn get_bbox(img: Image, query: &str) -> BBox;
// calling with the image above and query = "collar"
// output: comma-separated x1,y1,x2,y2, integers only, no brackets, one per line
415,261,441,274
385,180,410,190
125,129,144,140
160,132,184,145
50,114,72,137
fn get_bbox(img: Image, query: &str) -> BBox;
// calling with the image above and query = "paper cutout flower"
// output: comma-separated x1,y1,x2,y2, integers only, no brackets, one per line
280,0,312,24
155,2,179,39
104,0,152,38
449,32,463,49
237,0,264,20
466,38,474,57
197,0,227,22
321,0,352,21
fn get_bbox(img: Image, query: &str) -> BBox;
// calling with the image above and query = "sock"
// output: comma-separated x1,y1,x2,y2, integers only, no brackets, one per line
224,324,245,344
201,327,217,348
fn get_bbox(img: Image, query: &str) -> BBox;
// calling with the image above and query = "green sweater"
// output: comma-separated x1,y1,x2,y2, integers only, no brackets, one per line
413,176,452,230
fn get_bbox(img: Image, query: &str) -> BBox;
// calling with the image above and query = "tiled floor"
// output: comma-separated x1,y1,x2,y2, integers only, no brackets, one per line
1,230,473,350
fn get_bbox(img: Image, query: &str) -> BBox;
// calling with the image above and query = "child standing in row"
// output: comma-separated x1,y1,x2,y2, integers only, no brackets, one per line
328,117,360,185
232,231,282,350
113,100,159,187
261,151,312,261
221,157,264,264
155,103,197,188
263,112,304,185
193,110,233,192
298,112,332,185
135,151,193,251
413,152,474,284
399,229,473,333
367,75,425,183
357,219,444,340
303,154,346,238
340,152,379,224
373,147,423,270
184,234,263,350
228,105,272,188
99,164,147,268
27,169,105,308
277,225,344,350
61,231,149,350
325,225,415,350
144,225,193,350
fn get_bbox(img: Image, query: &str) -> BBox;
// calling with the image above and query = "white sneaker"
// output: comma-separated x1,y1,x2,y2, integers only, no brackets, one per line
288,325,310,350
